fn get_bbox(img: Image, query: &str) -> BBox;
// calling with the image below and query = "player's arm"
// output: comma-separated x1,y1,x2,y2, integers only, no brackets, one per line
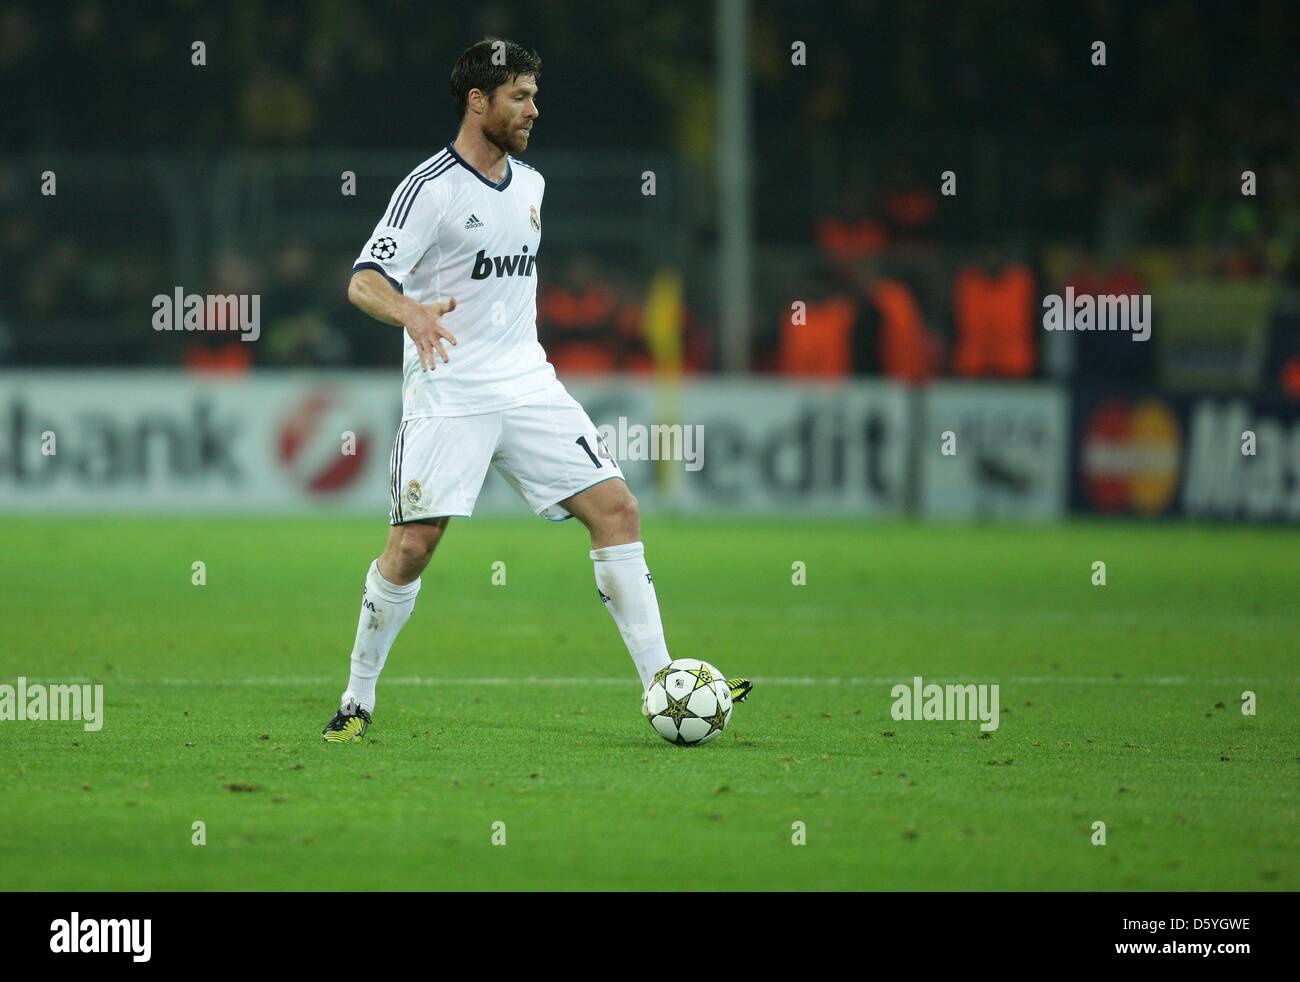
351,170,458,371
347,269,458,371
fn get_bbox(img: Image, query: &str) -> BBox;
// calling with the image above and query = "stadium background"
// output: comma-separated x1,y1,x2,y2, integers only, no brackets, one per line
1,0,1296,521
0,1,1297,894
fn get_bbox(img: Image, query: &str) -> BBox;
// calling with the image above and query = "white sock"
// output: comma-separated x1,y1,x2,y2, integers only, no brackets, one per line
342,559,421,713
591,541,672,689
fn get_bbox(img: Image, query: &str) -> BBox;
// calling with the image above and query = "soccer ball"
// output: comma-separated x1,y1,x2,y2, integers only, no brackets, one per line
643,658,733,746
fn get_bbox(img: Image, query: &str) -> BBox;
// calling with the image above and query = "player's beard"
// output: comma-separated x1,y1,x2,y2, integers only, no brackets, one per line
484,112,529,155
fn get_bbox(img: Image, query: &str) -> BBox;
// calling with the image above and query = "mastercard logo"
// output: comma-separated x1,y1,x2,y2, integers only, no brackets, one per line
1081,399,1181,515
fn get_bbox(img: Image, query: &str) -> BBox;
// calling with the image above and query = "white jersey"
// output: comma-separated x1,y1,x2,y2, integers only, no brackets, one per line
353,142,559,418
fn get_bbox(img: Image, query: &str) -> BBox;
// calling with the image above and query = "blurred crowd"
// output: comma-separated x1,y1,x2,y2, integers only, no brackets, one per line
754,143,1298,396
0,0,1296,394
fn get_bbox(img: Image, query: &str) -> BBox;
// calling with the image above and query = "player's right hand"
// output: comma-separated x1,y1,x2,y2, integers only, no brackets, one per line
404,297,459,371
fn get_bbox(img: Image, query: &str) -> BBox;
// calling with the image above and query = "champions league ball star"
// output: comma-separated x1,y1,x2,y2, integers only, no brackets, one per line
643,658,735,746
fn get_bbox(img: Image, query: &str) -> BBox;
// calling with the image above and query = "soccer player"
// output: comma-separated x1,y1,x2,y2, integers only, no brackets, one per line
323,38,750,742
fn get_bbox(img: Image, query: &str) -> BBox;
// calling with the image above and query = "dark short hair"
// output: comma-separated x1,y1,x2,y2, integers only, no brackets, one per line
450,38,541,122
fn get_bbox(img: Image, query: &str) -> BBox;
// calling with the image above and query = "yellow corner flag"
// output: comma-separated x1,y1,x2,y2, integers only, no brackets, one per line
644,268,684,496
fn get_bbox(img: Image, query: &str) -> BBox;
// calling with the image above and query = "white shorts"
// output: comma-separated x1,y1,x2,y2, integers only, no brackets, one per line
388,387,624,524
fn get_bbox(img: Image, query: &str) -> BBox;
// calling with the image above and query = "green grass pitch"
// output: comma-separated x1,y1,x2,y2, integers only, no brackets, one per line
1,516,1296,890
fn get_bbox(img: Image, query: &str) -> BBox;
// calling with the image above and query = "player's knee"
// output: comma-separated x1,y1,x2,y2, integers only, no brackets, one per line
613,490,640,536
396,524,442,572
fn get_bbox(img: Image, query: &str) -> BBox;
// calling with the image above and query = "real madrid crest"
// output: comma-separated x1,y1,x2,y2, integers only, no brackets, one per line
404,479,424,507
529,205,540,232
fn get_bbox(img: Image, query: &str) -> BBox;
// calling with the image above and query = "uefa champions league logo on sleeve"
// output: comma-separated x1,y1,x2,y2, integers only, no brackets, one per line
370,236,398,260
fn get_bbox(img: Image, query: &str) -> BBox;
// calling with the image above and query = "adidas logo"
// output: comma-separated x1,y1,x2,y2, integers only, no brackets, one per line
464,213,485,229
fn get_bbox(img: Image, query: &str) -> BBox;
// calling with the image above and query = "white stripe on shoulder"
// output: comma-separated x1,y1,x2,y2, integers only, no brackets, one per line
412,149,451,175
386,150,453,225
